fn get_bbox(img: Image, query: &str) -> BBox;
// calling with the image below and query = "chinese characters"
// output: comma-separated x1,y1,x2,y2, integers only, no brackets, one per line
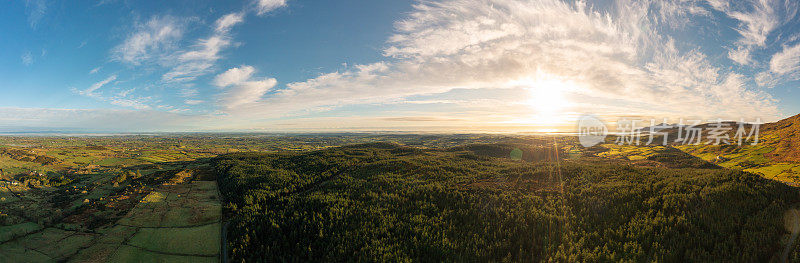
612,118,761,146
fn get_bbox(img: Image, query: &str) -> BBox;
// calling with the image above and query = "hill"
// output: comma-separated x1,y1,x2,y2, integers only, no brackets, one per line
762,113,800,162
619,114,800,184
214,143,800,262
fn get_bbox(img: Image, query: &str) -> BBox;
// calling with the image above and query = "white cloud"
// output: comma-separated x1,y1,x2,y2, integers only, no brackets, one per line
21,51,33,66
61,0,784,131
24,0,47,28
215,12,245,33
707,0,798,65
117,88,136,97
213,66,277,109
72,75,154,110
162,61,216,83
109,98,150,110
89,67,101,74
109,97,150,110
95,0,116,6
223,80,276,108
213,65,255,87
178,36,230,62
757,42,800,85
754,71,777,87
179,87,199,97
220,0,777,124
728,47,751,65
161,36,229,82
112,16,185,65
255,0,287,15
162,13,241,82
653,0,710,28
770,43,800,74
78,75,117,97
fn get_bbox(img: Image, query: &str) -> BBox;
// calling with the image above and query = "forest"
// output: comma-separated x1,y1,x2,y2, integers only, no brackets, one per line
214,141,800,262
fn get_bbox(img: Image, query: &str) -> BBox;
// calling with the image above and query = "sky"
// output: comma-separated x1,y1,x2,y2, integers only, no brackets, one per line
2,0,800,132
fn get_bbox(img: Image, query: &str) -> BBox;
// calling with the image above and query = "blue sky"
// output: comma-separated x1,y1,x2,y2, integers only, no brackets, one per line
2,0,800,132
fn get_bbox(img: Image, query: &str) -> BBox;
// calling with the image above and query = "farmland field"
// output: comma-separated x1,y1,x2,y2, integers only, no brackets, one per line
0,134,519,261
0,133,799,262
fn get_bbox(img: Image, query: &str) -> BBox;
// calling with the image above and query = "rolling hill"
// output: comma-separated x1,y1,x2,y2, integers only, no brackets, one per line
762,113,800,163
214,143,800,262
631,114,800,184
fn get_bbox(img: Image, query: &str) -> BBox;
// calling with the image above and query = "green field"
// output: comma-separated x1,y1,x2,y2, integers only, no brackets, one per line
72,181,222,262
1,134,799,262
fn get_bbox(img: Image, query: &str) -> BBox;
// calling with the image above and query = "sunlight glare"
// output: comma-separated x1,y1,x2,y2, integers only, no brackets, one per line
525,77,572,114
509,73,576,126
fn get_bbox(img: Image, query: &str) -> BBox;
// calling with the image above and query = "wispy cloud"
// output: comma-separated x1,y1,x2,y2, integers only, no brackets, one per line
255,0,287,15
179,87,199,97
48,0,787,132
72,75,154,110
757,42,800,85
707,0,799,65
76,75,117,97
770,43,800,74
102,0,288,118
219,0,777,125
161,13,244,82
89,67,101,74
108,97,151,110
215,12,244,33
184,99,204,105
95,0,116,7
213,65,276,109
112,16,186,65
21,51,33,66
24,0,47,29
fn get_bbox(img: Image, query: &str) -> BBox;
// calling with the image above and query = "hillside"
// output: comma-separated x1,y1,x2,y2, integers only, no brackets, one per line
627,114,800,184
214,143,800,262
762,113,800,162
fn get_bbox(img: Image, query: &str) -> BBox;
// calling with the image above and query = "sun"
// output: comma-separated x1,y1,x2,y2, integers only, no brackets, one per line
521,74,574,119
504,73,578,128
527,80,570,115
